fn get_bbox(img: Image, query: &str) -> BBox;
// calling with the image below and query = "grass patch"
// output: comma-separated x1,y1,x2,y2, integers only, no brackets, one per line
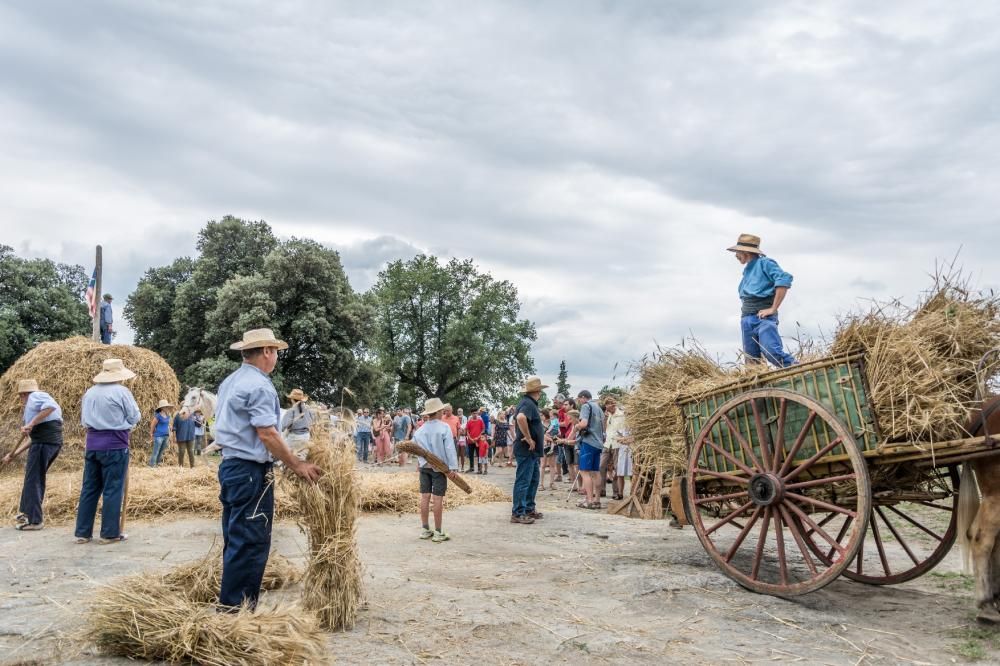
950,624,1000,662
932,571,975,592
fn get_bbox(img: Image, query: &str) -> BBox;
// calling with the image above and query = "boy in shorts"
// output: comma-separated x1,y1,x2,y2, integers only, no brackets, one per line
414,398,460,543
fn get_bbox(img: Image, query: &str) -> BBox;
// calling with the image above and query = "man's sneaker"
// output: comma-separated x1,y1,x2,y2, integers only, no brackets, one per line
510,515,535,524
431,531,450,543
419,528,434,540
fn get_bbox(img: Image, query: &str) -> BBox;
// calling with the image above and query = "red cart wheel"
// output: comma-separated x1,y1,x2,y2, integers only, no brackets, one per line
799,465,959,585
685,388,871,596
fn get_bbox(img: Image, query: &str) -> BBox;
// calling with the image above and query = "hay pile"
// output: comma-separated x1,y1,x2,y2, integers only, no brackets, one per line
87,551,324,665
283,432,363,631
626,275,1000,474
0,336,180,448
160,545,303,603
830,279,1000,442
0,464,509,524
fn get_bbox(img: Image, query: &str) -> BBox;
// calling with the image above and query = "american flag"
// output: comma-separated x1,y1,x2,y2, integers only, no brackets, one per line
85,267,98,318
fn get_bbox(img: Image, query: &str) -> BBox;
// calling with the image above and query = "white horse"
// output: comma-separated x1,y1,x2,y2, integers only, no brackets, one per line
181,387,218,419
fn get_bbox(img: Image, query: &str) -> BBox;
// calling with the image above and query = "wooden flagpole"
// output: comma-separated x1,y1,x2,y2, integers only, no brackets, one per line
91,245,103,342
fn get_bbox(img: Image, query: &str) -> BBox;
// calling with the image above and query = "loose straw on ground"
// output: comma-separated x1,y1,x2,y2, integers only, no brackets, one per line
397,440,472,494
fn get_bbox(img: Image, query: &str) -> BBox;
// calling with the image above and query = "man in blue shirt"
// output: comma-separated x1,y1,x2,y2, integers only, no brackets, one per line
511,376,548,524
2,379,63,530
99,294,114,344
728,234,797,368
214,328,323,610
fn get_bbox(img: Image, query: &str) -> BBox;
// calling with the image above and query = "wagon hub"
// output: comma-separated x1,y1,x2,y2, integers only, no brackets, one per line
749,473,784,507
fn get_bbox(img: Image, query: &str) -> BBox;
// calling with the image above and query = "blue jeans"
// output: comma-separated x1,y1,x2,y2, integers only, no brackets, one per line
218,458,274,609
100,328,112,344
741,314,796,367
149,436,169,466
75,448,129,539
512,454,540,517
19,442,61,525
355,432,372,462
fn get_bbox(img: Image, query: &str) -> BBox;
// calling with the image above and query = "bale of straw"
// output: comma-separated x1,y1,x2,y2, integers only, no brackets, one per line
396,440,472,494
0,465,509,523
87,577,326,665
0,336,180,451
282,432,363,631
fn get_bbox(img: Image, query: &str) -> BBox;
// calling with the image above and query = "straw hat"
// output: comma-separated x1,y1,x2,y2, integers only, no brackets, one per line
17,379,39,394
421,397,452,416
521,375,549,394
727,233,764,255
229,328,289,351
93,358,136,384
287,388,309,403
156,399,174,410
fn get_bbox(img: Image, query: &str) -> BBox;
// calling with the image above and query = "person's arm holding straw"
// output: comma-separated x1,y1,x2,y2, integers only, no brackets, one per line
1,435,29,466
257,426,324,483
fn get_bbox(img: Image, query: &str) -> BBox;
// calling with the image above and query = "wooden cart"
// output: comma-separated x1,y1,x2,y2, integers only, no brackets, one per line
679,354,1000,596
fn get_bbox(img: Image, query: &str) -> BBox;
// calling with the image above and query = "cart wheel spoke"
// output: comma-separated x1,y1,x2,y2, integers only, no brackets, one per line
773,505,789,585
875,506,920,567
885,504,944,542
751,399,773,470
777,409,818,477
869,510,892,576
786,491,856,518
694,468,750,486
751,508,772,580
783,437,844,483
785,501,845,557
725,507,762,562
772,398,788,473
704,500,755,536
704,439,756,477
694,490,749,506
723,415,763,470
779,504,819,575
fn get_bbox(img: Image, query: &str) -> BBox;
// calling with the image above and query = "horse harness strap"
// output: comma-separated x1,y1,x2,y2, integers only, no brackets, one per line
973,398,1000,442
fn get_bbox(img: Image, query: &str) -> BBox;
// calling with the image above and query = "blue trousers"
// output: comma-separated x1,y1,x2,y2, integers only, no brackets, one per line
75,448,129,539
355,432,371,462
741,314,796,367
218,458,274,609
512,454,540,517
149,436,169,466
19,442,61,525
100,327,112,344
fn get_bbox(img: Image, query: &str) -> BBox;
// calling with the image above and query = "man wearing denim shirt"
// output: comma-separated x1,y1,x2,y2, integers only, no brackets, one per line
728,234,797,368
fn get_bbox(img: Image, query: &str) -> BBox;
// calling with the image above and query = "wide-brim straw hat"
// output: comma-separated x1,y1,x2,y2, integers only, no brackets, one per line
93,358,137,383
156,399,174,410
421,397,452,416
17,379,39,394
521,375,549,394
727,233,764,255
287,388,309,402
229,328,289,351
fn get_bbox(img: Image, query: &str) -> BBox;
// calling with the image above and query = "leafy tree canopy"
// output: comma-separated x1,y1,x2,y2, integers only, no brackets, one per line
369,255,536,404
126,217,385,406
0,245,90,373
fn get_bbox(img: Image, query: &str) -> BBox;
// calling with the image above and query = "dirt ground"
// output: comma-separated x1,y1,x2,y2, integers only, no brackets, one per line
1,462,998,665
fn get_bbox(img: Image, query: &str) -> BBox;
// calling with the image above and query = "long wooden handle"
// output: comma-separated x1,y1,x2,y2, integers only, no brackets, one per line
119,464,131,534
397,441,472,494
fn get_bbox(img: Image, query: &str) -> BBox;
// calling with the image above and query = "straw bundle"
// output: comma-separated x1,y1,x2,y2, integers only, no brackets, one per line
0,336,180,450
0,464,509,523
396,440,472,493
87,578,326,665
282,432,363,631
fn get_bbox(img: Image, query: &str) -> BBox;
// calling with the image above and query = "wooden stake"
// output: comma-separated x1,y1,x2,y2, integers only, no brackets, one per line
92,245,103,342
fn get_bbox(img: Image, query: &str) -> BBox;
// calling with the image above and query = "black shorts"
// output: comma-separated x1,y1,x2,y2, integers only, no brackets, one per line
419,466,448,497
562,443,576,465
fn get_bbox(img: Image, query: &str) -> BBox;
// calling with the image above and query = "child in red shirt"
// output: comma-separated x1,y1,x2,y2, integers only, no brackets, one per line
477,435,490,475
466,414,485,474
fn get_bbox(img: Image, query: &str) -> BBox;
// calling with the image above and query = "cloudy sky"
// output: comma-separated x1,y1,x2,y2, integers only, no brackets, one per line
2,1,999,394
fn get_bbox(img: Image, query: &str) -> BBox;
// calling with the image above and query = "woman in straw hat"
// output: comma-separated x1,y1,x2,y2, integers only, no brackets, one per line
279,388,313,460
75,358,142,544
2,379,64,530
214,328,323,610
728,233,797,368
147,398,174,467
413,397,460,543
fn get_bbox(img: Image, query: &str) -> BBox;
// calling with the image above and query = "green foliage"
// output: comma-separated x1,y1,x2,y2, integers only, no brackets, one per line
556,360,570,397
369,255,536,404
125,218,385,406
0,245,91,373
599,385,627,401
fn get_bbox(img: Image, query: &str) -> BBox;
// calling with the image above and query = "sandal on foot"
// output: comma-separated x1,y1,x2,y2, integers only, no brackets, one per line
99,534,128,544
74,537,91,544
588,502,603,510
576,500,589,508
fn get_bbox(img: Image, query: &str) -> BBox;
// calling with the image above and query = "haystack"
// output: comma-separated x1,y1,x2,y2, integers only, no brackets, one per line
0,336,180,449
87,553,324,666
283,431,363,631
160,545,303,604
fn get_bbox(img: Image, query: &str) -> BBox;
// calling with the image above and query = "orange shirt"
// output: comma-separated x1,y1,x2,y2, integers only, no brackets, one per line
444,415,460,439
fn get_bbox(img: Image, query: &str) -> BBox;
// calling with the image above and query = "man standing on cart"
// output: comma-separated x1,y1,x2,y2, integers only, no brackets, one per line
728,234,797,368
